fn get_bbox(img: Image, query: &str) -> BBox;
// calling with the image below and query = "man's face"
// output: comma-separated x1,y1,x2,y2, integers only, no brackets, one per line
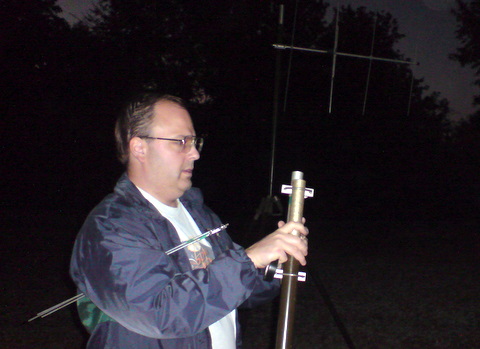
142,101,200,205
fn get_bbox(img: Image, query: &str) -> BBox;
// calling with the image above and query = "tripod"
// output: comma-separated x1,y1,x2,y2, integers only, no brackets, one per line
244,195,283,245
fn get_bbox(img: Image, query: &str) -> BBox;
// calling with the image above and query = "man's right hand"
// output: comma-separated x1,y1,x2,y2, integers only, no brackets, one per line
245,221,309,269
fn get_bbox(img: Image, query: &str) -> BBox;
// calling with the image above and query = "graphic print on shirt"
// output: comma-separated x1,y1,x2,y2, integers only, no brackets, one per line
186,242,214,270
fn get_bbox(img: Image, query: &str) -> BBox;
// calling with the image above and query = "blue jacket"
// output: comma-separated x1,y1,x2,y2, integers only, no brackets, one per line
70,174,279,348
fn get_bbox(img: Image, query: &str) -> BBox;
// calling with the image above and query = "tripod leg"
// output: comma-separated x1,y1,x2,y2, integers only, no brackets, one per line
307,265,357,349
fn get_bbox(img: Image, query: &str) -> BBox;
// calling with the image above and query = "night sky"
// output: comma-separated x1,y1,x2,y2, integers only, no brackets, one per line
57,0,478,121
346,0,477,120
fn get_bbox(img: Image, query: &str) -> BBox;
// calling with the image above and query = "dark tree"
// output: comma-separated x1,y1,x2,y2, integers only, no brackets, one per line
0,0,76,213
450,0,480,219
452,0,480,111
2,0,464,225
0,0,69,116
273,5,453,220
76,0,330,220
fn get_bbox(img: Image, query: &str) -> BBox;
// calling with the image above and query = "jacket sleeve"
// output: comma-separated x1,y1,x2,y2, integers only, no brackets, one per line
227,241,281,309
70,212,273,339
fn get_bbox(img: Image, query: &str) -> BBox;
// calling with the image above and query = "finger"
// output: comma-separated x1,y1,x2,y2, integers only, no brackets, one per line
299,234,308,244
278,221,309,236
277,251,289,264
277,220,286,229
285,246,307,266
278,235,308,262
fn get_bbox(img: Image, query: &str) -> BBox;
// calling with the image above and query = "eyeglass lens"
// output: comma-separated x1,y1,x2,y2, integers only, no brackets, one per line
185,136,203,153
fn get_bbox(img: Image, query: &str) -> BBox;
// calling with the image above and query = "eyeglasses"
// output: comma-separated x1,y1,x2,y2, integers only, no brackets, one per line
139,135,204,153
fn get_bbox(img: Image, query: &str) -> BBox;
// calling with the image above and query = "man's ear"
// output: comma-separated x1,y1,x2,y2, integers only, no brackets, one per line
129,137,147,162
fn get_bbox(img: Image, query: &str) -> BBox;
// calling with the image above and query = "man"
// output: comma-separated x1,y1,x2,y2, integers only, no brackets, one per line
70,93,308,348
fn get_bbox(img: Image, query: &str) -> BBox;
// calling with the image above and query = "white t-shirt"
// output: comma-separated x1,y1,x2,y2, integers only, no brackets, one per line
138,188,237,349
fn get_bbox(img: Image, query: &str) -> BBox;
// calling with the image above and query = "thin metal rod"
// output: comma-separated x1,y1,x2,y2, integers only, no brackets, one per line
166,224,229,254
273,44,417,65
282,0,300,113
362,14,377,116
407,44,418,116
329,6,340,114
28,293,85,322
28,224,229,322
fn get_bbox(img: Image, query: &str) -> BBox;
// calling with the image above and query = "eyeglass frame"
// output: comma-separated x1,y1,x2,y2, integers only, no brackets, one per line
138,135,204,153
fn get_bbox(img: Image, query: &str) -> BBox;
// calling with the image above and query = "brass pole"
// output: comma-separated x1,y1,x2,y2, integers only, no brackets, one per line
275,171,306,349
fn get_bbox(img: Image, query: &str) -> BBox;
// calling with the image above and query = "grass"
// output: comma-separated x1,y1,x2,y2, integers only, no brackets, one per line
242,220,480,348
2,219,479,348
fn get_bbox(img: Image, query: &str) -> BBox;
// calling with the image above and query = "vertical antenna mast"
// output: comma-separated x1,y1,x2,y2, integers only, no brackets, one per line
362,13,378,115
329,2,340,114
269,3,285,197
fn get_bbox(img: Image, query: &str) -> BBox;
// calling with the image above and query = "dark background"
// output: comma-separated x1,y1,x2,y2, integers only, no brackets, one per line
1,1,480,347
2,0,479,227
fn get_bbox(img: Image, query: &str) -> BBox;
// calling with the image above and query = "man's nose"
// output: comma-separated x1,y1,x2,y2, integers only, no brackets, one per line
188,145,200,160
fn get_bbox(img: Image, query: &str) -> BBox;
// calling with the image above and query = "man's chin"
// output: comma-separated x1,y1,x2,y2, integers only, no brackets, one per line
180,178,193,191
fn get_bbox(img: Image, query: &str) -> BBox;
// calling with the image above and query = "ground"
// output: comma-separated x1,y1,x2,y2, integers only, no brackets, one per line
2,215,479,348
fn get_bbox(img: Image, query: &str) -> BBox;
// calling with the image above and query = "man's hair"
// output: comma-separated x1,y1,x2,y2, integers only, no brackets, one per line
114,93,188,165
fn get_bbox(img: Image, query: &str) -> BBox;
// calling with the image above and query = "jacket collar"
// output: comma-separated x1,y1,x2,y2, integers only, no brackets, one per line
113,173,224,256
114,173,203,221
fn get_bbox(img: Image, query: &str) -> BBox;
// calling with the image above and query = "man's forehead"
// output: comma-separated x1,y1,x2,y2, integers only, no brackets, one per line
154,99,187,111
151,100,194,130
153,100,189,118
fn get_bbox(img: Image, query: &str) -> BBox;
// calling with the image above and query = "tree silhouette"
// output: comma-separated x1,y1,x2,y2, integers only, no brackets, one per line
270,5,454,220
1,0,78,213
450,0,480,219
452,0,480,112
3,0,474,225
